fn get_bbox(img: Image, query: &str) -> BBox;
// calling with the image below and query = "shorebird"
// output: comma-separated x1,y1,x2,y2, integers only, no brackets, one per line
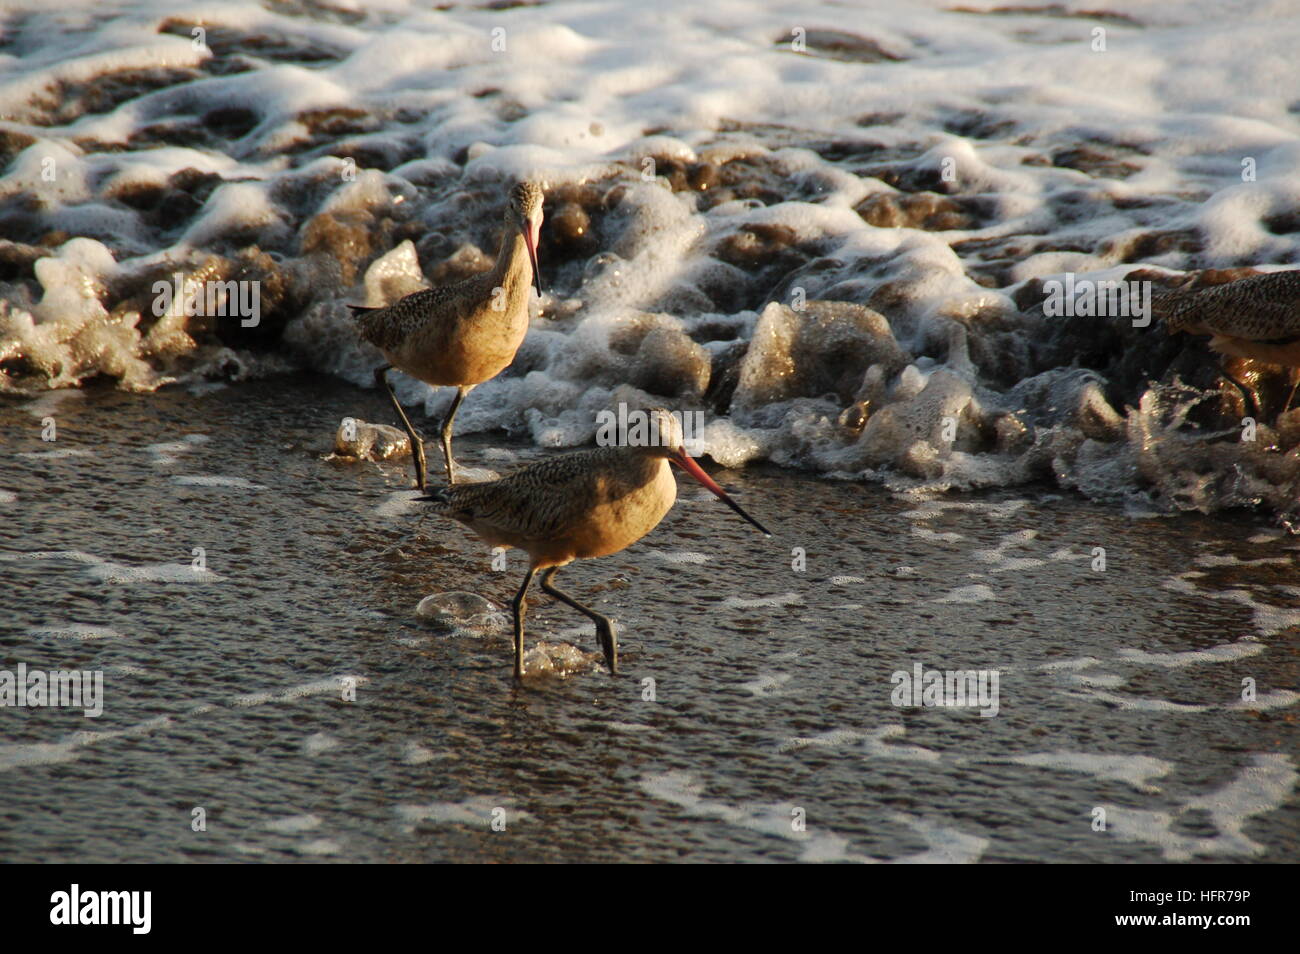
419,408,771,678
350,181,544,487
1157,269,1300,417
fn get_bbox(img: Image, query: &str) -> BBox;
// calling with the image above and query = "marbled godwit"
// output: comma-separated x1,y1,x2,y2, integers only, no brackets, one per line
350,181,544,487
1157,270,1300,416
419,408,771,678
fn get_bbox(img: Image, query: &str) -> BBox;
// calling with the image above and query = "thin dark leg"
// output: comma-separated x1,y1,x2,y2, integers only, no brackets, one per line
1219,363,1260,421
374,365,427,490
441,386,469,485
540,566,619,676
512,567,537,679
1283,369,1300,415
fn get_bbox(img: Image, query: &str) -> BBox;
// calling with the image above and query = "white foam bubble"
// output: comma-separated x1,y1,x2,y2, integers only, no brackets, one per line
27,624,123,640
719,592,802,610
88,561,224,584
0,548,226,584
1167,573,1300,637
654,551,709,564
1102,754,1296,861
912,527,965,543
401,742,443,765
171,475,268,490
1231,689,1300,711
932,583,996,604
302,733,340,756
265,814,322,834
146,434,210,466
1070,688,1210,713
295,839,343,856
0,716,172,773
395,797,532,830
639,770,985,863
232,675,366,707
740,672,792,697
16,448,92,460
1116,641,1264,667
1003,752,1173,793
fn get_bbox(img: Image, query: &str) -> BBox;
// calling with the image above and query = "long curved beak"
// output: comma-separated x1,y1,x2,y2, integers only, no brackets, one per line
670,448,771,536
524,221,542,298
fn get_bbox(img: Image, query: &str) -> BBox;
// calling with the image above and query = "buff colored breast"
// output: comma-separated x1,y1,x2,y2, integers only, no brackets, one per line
390,301,531,386
554,461,678,564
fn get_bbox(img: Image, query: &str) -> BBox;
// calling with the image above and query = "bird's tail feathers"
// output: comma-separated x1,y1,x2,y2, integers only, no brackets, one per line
417,486,452,506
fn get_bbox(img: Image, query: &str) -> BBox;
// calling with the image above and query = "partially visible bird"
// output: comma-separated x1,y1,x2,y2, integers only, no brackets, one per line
350,181,545,487
418,408,771,678
1156,269,1300,417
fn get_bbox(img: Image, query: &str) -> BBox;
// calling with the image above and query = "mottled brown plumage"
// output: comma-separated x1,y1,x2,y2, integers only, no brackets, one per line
420,409,771,679
430,445,674,564
1157,269,1300,414
1158,270,1300,355
351,181,545,487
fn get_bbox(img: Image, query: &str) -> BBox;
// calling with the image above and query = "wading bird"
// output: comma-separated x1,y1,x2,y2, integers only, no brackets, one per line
350,181,544,487
419,408,771,678
1157,269,1300,417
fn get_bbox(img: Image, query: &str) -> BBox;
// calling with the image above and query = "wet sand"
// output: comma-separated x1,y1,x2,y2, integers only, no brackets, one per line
0,375,1296,862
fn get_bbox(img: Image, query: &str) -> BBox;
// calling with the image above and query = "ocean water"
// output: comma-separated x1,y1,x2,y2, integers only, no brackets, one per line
0,378,1296,862
0,0,1298,862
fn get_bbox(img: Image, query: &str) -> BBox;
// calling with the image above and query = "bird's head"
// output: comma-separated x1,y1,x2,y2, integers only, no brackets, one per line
508,181,545,297
641,406,685,457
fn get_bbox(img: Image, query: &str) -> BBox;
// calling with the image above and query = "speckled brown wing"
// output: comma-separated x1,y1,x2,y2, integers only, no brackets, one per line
1157,271,1300,339
1153,288,1204,335
351,279,488,353
435,446,636,542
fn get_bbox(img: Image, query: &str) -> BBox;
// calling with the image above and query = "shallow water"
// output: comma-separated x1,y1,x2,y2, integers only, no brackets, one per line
1,376,1296,862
